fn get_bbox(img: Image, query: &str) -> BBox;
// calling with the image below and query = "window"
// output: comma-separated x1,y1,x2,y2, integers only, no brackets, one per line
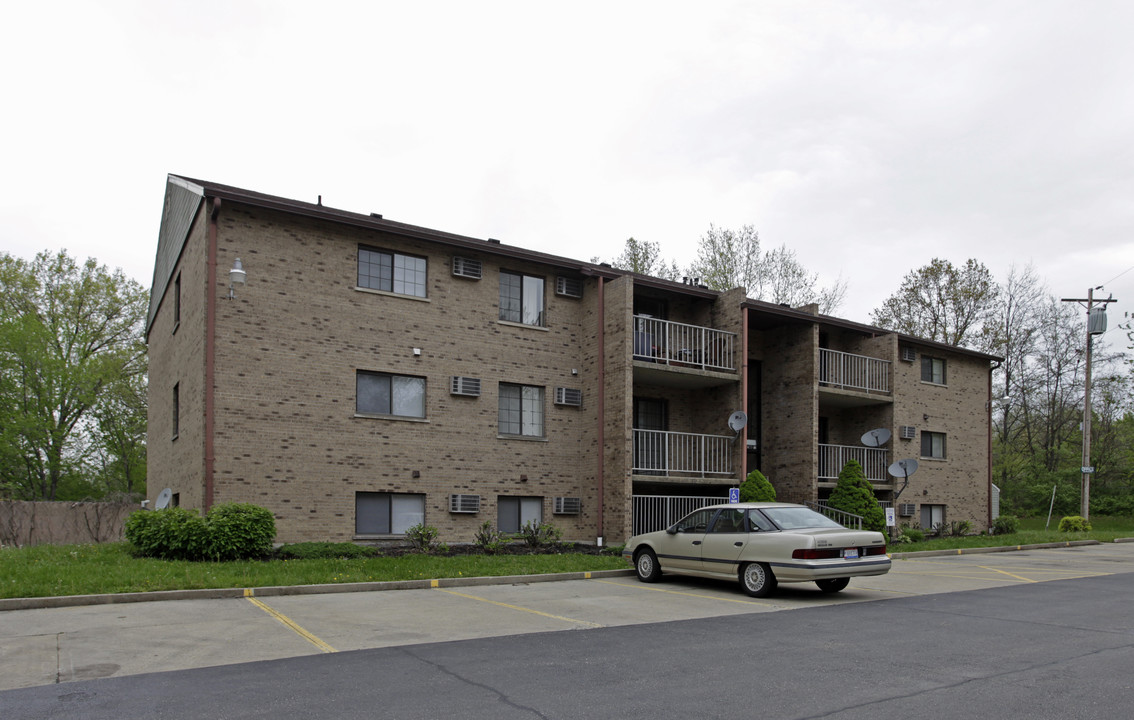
710,508,745,533
357,246,427,297
171,383,179,440
356,492,425,535
921,356,946,385
499,271,544,326
357,371,425,418
920,504,945,532
498,384,544,437
674,509,715,533
921,431,946,459
173,272,181,331
498,496,542,533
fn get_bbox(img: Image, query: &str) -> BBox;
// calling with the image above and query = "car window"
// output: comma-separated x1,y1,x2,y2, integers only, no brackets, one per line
746,509,777,532
760,507,845,530
710,509,745,533
674,509,715,533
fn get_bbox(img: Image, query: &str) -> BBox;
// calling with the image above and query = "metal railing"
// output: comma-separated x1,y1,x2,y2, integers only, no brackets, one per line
805,501,864,530
633,429,734,477
632,494,728,536
819,348,890,394
818,444,889,482
633,316,736,372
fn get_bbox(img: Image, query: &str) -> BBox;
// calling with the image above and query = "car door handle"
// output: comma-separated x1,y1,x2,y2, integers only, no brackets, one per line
692,541,701,546
734,542,743,547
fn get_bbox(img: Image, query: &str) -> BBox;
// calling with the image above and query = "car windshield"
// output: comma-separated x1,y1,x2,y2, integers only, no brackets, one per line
759,507,845,530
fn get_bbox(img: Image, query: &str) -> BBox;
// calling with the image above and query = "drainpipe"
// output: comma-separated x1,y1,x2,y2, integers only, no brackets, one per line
988,359,1000,530
596,277,605,545
204,198,221,511
741,306,749,481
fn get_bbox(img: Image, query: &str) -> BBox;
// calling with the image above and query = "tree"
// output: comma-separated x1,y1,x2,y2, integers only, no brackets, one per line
870,258,998,351
601,238,682,280
827,459,886,532
0,250,147,500
687,225,846,313
739,468,776,502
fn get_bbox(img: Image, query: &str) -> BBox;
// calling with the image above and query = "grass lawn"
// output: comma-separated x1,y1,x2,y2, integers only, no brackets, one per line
0,543,631,600
892,515,1134,553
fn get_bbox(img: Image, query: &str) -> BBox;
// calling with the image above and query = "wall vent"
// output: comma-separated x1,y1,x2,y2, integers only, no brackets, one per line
452,256,483,280
449,494,481,513
901,347,917,362
450,376,482,397
555,276,583,298
900,425,917,440
553,497,582,515
899,503,916,517
555,387,583,407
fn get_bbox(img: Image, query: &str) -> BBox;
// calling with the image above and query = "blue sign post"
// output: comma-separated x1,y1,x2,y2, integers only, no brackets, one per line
729,487,740,504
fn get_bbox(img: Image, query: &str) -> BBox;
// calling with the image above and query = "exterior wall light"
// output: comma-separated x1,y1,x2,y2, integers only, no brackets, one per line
228,258,246,299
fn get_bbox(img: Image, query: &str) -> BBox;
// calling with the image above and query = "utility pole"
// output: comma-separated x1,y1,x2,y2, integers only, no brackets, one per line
1060,287,1116,521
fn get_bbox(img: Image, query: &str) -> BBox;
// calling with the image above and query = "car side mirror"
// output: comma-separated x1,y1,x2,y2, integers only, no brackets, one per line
666,526,678,535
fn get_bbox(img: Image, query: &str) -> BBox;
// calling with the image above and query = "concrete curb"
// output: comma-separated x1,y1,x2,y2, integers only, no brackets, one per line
0,568,636,612
890,539,1101,559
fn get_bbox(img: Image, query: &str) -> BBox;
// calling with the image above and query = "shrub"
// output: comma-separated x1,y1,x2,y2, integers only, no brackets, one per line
991,515,1020,535
953,520,973,536
739,469,776,502
827,459,887,533
902,527,925,543
404,523,441,552
1058,515,1092,532
276,542,379,560
519,520,562,548
125,507,209,560
206,503,276,560
892,533,913,545
473,521,509,554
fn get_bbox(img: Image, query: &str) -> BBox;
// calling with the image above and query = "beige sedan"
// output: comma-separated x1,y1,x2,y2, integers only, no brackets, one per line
622,502,891,597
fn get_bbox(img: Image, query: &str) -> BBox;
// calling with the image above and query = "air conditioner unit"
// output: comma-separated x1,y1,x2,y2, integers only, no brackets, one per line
553,497,582,515
450,376,482,397
556,276,583,298
452,256,483,280
901,347,917,362
449,494,481,513
900,426,917,440
555,387,583,407
899,503,916,517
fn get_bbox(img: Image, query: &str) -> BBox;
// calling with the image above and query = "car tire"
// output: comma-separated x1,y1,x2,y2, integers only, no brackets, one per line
816,577,850,594
739,562,777,597
635,549,662,583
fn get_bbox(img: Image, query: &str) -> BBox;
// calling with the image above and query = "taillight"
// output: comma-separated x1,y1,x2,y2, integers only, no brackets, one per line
864,545,887,556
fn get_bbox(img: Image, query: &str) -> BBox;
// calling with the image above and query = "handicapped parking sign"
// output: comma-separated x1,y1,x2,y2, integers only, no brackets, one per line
729,487,740,503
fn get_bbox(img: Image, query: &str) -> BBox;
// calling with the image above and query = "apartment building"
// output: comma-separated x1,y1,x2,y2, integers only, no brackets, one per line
146,175,996,544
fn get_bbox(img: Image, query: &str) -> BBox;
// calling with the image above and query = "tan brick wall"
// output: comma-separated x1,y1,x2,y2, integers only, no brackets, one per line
753,323,818,503
603,276,634,543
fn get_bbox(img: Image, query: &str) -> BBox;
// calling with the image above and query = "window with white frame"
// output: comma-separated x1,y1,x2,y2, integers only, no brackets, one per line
357,246,427,298
921,431,946,459
355,492,425,535
498,496,542,533
357,371,426,418
921,356,946,385
498,383,544,437
499,271,544,326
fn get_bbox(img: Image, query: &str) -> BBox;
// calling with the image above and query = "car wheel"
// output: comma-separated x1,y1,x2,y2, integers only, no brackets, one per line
739,562,777,597
635,549,662,583
816,577,850,594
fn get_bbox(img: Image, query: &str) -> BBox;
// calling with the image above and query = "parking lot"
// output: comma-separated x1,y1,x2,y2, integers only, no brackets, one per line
3,542,1133,692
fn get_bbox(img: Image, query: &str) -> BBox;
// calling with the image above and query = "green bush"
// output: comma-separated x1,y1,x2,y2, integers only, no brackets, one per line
404,524,440,552
991,514,1020,535
519,520,562,548
902,527,925,543
827,459,887,533
892,533,913,545
276,542,379,560
739,469,776,502
1058,515,1092,532
125,503,276,561
473,521,509,554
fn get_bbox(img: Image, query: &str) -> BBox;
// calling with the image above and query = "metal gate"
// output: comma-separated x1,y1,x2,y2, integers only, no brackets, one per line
631,494,728,536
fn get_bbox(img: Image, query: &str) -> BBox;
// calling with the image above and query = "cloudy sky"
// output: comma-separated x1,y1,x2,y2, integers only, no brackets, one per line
2,1,1133,334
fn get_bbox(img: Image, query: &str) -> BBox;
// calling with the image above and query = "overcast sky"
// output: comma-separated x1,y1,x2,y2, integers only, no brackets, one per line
3,1,1133,339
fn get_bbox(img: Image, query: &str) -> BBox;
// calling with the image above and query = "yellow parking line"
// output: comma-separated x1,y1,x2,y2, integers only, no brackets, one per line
594,579,779,607
435,588,604,628
976,566,1037,583
244,589,336,653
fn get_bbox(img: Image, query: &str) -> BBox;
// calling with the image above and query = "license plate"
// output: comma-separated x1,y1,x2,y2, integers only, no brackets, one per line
842,548,859,560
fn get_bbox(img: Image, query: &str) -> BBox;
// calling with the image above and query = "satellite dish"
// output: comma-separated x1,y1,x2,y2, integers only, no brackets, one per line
888,459,919,479
727,411,748,434
154,488,173,510
861,428,892,447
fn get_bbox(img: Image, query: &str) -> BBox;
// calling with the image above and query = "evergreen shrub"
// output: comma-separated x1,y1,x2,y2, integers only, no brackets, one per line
739,469,776,502
827,459,886,532
1058,515,1092,532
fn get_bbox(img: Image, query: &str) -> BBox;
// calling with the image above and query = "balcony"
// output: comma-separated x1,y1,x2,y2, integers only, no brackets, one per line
818,443,889,483
633,429,735,478
633,316,736,373
819,349,890,394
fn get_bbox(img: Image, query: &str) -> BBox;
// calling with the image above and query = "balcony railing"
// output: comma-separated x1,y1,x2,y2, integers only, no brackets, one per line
818,444,890,483
633,429,734,478
633,316,736,372
631,494,728,536
805,501,864,530
819,348,890,394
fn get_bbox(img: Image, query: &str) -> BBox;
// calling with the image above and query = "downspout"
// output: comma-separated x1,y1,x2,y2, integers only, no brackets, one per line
741,306,749,481
988,359,1001,530
204,198,221,511
596,277,605,545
